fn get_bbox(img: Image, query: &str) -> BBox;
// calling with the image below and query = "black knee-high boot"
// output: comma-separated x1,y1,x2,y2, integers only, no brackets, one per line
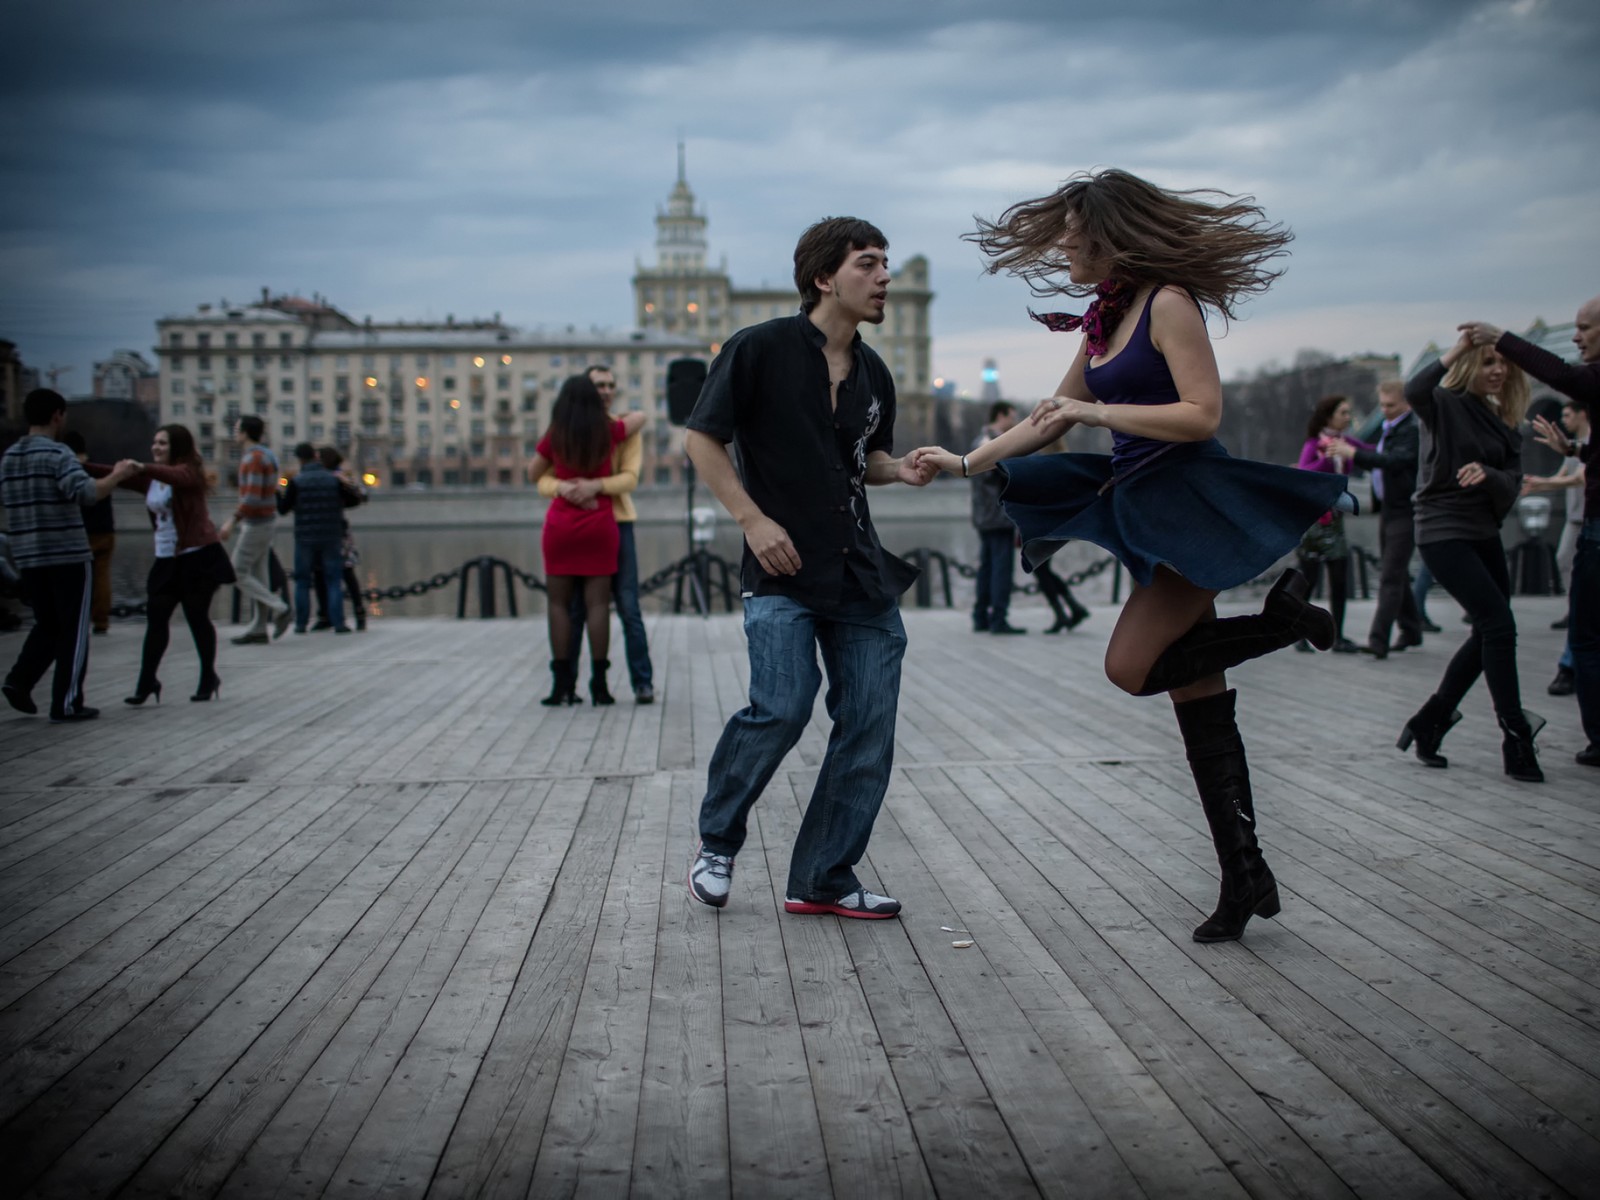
1174,688,1281,943
1137,569,1335,696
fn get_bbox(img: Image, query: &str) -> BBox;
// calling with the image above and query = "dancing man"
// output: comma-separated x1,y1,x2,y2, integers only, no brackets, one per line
685,216,933,919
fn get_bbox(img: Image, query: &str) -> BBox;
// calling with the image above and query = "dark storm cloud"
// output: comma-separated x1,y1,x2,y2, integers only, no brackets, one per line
3,0,1597,394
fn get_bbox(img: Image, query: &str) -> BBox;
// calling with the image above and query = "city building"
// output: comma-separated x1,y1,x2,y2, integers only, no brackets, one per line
152,150,937,487
155,293,700,486
1,338,28,433
92,349,160,408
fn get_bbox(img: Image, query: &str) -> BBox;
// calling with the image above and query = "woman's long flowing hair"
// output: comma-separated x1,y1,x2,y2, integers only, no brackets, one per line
1441,345,1530,428
966,168,1293,321
546,374,612,475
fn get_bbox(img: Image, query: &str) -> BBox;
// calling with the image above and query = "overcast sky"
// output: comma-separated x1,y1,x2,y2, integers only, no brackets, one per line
4,0,1597,402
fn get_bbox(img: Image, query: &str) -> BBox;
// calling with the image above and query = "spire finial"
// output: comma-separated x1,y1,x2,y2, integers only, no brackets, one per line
677,133,686,183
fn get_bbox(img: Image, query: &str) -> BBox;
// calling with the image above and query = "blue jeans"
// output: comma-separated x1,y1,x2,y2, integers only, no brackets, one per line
698,593,907,901
974,528,1015,628
1570,522,1599,745
294,538,345,631
614,524,652,688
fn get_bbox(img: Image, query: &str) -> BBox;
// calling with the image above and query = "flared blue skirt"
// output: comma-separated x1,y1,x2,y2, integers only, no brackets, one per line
999,439,1352,592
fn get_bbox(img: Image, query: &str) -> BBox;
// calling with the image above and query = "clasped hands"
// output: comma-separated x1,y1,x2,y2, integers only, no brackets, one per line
555,478,602,510
908,395,1103,478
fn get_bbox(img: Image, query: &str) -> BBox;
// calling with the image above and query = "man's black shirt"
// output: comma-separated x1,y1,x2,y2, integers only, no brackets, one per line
687,312,919,608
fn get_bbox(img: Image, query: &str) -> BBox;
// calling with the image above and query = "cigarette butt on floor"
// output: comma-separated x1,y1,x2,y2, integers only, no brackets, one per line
951,939,975,949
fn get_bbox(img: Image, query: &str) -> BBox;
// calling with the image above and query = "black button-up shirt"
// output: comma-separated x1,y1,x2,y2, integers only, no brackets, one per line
688,312,919,608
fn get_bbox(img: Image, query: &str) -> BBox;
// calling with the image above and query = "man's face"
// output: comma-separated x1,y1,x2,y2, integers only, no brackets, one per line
819,246,890,325
1377,387,1407,420
1560,403,1589,437
1573,299,1600,364
589,371,617,412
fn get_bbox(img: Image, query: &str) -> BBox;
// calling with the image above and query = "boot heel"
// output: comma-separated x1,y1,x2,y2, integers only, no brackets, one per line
1396,726,1414,751
1255,886,1282,920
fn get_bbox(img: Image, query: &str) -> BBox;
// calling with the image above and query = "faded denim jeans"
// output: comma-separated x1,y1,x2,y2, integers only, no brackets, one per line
697,592,906,902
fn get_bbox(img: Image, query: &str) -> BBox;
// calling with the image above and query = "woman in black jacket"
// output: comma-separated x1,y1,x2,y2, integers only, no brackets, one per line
1397,331,1541,780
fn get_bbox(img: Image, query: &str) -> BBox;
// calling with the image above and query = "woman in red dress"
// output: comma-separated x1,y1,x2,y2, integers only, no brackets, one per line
528,374,646,705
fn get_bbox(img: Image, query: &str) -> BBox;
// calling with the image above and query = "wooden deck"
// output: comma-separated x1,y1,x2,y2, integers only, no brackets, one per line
1,595,1597,1199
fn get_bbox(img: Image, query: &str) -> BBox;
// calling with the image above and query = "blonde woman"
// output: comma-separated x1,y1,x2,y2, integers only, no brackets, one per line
1396,333,1540,780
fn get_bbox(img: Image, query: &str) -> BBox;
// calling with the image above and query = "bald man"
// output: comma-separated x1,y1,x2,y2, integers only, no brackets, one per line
1461,297,1600,767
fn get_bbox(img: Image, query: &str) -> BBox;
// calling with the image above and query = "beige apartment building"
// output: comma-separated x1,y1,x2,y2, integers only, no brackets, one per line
153,155,934,486
155,298,701,486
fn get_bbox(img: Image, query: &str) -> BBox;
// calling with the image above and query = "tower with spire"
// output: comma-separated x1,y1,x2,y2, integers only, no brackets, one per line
632,142,731,341
632,140,934,406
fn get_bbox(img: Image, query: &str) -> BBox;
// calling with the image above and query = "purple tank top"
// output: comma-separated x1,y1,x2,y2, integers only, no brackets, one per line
1082,287,1203,471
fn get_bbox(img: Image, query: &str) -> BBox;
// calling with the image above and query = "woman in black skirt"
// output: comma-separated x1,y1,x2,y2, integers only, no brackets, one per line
1396,333,1541,781
912,169,1350,944
105,424,236,703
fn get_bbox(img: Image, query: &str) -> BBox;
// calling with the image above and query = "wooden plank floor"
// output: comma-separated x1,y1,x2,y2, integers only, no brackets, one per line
1,593,1597,1199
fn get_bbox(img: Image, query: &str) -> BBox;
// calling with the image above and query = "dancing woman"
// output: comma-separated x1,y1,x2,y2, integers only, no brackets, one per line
1395,333,1541,781
1295,394,1364,653
528,374,646,706
106,424,236,704
912,168,1350,943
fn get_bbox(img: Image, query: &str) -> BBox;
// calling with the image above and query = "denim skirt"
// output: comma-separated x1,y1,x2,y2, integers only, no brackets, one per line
999,439,1352,591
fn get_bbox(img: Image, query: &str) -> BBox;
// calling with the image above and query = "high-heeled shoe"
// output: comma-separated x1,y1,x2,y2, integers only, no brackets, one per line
1396,693,1461,767
124,680,162,706
589,659,615,706
190,674,222,702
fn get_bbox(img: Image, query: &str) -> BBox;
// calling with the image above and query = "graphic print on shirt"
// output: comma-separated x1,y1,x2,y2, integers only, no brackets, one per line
848,391,882,533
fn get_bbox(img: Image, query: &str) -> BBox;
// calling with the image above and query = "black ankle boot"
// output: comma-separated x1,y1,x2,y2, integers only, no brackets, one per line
1137,569,1334,696
1174,689,1282,944
589,659,615,706
1396,693,1462,767
541,661,579,706
1498,710,1545,782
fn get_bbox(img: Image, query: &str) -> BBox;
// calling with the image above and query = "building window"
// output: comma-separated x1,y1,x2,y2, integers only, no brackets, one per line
417,398,430,413
171,401,186,415
310,423,325,440
335,422,350,443
336,397,350,414
281,424,295,441
251,333,265,348
198,355,211,370
172,380,186,395
197,332,211,348
280,378,294,393
335,355,348,369
310,401,324,415
253,354,268,369
496,374,510,391
470,396,484,413
416,354,429,368
278,400,294,415
224,333,238,349
310,378,323,393
168,332,184,348
226,356,239,371
417,423,431,442
521,394,537,413
279,332,292,348
361,355,375,371
197,398,214,415
442,376,456,390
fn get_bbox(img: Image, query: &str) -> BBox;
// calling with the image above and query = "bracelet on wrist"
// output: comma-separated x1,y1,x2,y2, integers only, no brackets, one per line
961,454,969,477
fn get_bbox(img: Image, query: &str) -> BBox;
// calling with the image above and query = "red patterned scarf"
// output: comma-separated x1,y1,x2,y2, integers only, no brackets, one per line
1030,278,1134,358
